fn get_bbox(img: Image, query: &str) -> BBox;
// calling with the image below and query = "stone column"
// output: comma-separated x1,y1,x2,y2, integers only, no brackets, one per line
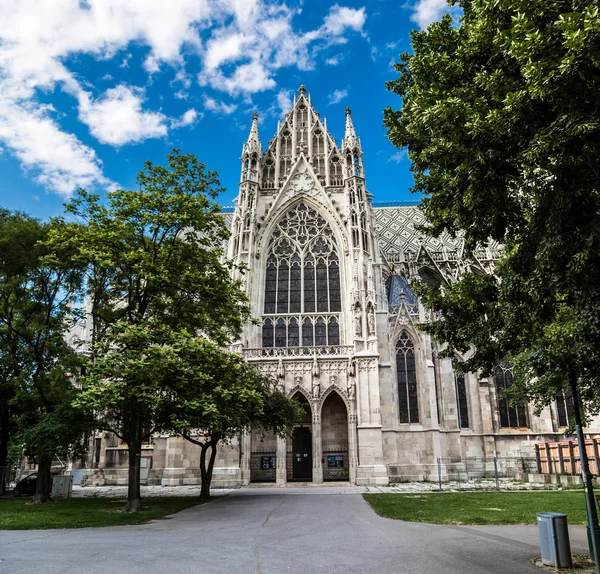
312,409,323,484
354,354,389,485
276,435,287,485
161,436,185,486
348,411,358,483
240,430,251,486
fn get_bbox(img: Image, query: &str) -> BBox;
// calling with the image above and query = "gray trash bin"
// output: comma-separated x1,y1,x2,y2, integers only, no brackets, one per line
537,512,572,568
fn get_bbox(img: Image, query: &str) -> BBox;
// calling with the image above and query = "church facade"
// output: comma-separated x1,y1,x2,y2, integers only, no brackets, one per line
89,87,586,487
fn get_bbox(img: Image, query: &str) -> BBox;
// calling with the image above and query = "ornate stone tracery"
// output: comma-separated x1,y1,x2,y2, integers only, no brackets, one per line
262,201,342,349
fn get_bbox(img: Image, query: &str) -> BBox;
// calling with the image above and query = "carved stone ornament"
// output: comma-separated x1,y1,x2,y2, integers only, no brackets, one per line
347,356,356,377
312,354,320,377
354,302,362,336
347,379,356,401
291,171,315,193
312,378,321,399
367,305,375,335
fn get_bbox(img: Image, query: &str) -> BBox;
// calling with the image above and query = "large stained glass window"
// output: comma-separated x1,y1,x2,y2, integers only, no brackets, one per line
396,330,419,423
262,203,341,347
495,365,529,428
453,358,470,429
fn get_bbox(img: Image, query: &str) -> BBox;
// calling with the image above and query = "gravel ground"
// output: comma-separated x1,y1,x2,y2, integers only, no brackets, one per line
71,485,235,498
366,479,559,493
69,478,558,499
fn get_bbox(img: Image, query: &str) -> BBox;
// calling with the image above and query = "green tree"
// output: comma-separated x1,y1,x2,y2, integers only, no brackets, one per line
0,209,37,492
385,0,600,410
49,150,252,511
0,211,90,502
166,337,302,499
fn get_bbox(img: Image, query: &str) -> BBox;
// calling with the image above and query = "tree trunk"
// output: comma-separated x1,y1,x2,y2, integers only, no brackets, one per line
0,402,9,494
200,435,220,500
30,457,53,504
125,400,143,512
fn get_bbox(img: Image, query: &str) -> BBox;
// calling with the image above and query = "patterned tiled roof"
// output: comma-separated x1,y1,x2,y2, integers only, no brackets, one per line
372,205,463,255
219,204,496,259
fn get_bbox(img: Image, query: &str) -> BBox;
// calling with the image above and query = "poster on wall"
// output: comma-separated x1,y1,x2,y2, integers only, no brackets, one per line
327,455,344,468
261,456,276,469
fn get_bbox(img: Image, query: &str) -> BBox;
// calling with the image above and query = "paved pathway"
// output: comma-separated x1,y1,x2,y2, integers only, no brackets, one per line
0,487,589,574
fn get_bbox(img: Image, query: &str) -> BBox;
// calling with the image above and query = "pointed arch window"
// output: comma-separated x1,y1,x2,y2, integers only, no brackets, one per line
556,391,575,427
453,358,469,429
262,202,342,347
330,155,343,186
396,330,419,423
495,365,529,428
262,158,275,189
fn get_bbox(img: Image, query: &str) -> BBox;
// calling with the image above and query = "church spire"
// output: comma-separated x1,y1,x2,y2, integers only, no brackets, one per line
243,111,262,156
342,107,360,152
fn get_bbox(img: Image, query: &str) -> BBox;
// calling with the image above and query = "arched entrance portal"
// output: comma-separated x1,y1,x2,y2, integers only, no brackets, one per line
321,391,349,481
288,393,313,481
249,430,277,483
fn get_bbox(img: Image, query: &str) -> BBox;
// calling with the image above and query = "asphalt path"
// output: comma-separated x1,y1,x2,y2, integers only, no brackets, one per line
0,487,589,574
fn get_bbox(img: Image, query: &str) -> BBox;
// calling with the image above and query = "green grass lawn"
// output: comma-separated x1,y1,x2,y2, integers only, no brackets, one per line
363,491,590,525
0,496,206,530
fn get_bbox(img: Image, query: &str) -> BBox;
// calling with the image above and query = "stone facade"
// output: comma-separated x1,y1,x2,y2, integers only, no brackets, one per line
84,86,598,486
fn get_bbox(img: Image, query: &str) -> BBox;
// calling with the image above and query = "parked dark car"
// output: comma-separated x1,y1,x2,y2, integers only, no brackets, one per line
12,473,56,497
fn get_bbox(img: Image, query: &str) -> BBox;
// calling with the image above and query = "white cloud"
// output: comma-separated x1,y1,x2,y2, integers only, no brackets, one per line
276,89,293,116
0,0,211,195
173,69,192,89
0,99,111,198
204,96,238,115
199,4,367,94
388,150,407,163
411,0,461,29
170,108,201,128
0,0,368,195
78,85,168,146
204,32,247,71
326,56,340,66
323,5,367,35
143,55,160,74
328,89,348,105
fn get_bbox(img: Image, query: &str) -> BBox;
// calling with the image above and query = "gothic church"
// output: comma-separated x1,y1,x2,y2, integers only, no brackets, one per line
91,87,580,487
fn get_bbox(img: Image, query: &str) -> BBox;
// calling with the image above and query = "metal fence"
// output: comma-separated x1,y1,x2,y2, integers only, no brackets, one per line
250,451,277,483
387,457,539,490
323,449,349,482
0,456,22,491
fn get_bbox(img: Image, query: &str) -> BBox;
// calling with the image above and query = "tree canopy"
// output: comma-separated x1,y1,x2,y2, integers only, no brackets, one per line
0,210,91,501
48,150,253,511
164,336,301,498
385,1,600,413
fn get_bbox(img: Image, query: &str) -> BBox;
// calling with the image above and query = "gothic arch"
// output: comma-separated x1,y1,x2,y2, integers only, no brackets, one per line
256,192,349,258
259,200,348,349
418,265,446,289
394,328,421,425
289,384,313,407
319,385,350,414
391,321,420,345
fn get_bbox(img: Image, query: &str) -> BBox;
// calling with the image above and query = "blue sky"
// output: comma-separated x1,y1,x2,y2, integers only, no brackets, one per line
0,0,457,220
